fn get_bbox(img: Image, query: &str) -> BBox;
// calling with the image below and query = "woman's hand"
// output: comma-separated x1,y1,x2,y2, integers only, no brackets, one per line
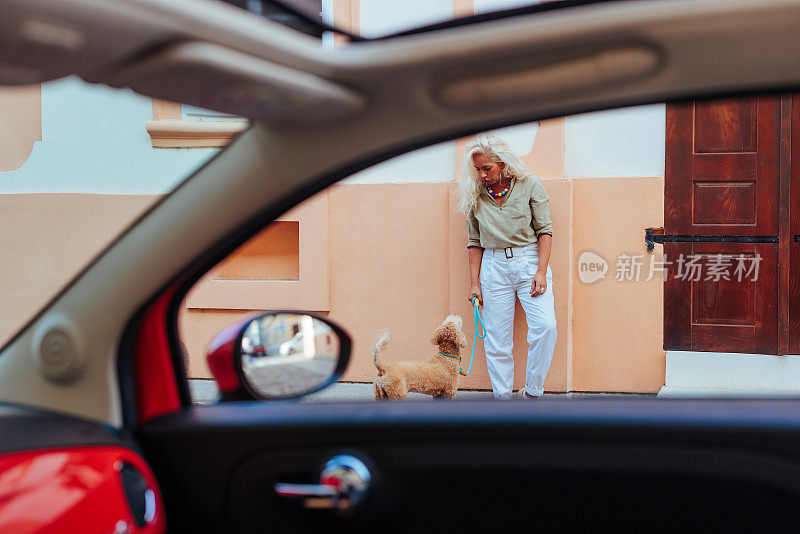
530,271,547,297
468,285,482,306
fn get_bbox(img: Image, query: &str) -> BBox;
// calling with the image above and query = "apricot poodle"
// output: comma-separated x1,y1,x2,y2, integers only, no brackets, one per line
373,314,466,400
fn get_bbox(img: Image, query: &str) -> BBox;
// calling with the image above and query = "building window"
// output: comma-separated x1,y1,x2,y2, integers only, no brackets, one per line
184,192,330,312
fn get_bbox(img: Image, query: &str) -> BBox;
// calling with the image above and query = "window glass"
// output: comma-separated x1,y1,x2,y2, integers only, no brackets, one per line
0,77,244,347
183,95,800,404
178,108,646,404
221,0,569,40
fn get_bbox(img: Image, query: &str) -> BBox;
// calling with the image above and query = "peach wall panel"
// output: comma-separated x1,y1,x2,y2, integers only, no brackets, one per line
325,182,452,382
571,176,665,392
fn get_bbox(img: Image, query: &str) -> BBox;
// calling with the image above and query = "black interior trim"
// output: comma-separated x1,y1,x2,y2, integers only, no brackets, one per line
651,235,779,243
254,0,365,41
0,402,131,455
118,312,143,429
140,398,800,532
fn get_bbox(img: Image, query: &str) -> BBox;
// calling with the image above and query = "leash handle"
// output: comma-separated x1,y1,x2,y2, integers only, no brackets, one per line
472,297,486,339
460,297,486,376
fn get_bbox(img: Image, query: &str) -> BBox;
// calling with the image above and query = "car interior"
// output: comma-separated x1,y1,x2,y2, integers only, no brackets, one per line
3,0,800,531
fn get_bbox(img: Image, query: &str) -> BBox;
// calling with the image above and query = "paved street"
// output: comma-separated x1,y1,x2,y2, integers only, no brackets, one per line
303,382,496,401
188,379,649,404
189,379,494,403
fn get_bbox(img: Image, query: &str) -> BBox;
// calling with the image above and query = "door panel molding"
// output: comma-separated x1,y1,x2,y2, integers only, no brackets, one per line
789,95,800,353
664,242,777,353
666,96,779,236
665,95,786,354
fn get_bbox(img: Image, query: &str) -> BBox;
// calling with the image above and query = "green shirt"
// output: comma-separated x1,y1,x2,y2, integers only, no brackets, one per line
467,173,553,249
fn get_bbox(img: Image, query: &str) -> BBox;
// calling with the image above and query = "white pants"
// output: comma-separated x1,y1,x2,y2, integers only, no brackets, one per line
480,242,557,399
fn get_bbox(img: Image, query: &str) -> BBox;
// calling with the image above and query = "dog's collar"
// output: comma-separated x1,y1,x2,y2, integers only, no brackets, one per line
438,351,461,361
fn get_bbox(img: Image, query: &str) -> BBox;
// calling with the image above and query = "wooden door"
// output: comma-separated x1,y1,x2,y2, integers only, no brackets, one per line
664,96,780,353
790,97,800,354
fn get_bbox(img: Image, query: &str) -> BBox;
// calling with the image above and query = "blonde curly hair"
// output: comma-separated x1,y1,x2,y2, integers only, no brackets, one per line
456,133,529,213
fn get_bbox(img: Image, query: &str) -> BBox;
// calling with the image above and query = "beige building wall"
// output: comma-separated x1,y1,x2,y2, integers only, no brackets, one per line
178,118,666,394
0,0,667,394
0,194,158,343
0,93,666,394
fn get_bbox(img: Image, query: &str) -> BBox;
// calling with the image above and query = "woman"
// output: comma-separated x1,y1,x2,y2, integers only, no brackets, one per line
458,133,557,400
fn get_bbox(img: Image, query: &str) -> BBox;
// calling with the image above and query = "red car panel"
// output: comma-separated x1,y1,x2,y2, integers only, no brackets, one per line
0,446,165,533
135,286,181,425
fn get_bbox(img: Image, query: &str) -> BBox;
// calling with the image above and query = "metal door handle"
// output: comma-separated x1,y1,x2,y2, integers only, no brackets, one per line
274,454,371,512
274,484,338,498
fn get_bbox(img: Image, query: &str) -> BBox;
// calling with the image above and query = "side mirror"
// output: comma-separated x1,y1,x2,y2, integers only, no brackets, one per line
206,312,351,401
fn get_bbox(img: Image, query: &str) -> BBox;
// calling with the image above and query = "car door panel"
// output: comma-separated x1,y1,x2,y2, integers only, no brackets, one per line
139,399,800,532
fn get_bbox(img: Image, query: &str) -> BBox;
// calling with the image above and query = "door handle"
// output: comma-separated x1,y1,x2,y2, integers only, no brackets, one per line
274,484,337,498
274,454,371,513
794,236,800,242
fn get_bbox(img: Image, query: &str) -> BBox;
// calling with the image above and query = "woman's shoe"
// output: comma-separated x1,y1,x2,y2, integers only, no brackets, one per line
515,388,538,399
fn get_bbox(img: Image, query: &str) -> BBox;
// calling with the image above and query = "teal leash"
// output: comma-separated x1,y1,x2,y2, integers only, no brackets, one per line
460,297,486,376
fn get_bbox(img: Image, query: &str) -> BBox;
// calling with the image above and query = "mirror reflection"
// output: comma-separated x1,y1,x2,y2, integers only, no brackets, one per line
240,313,340,397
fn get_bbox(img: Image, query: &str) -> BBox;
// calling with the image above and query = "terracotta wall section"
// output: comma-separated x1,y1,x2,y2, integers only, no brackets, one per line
179,184,454,382
212,221,300,281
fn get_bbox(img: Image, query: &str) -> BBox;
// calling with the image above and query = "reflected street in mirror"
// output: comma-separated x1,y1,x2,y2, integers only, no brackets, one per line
240,314,339,398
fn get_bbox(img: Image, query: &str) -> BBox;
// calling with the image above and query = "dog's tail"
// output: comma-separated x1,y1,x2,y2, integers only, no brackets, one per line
373,330,391,376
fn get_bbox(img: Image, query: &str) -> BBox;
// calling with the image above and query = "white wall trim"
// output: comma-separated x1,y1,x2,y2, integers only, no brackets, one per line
659,350,800,397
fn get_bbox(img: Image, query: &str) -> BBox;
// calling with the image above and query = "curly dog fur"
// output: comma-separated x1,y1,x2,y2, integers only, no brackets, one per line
373,314,467,400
